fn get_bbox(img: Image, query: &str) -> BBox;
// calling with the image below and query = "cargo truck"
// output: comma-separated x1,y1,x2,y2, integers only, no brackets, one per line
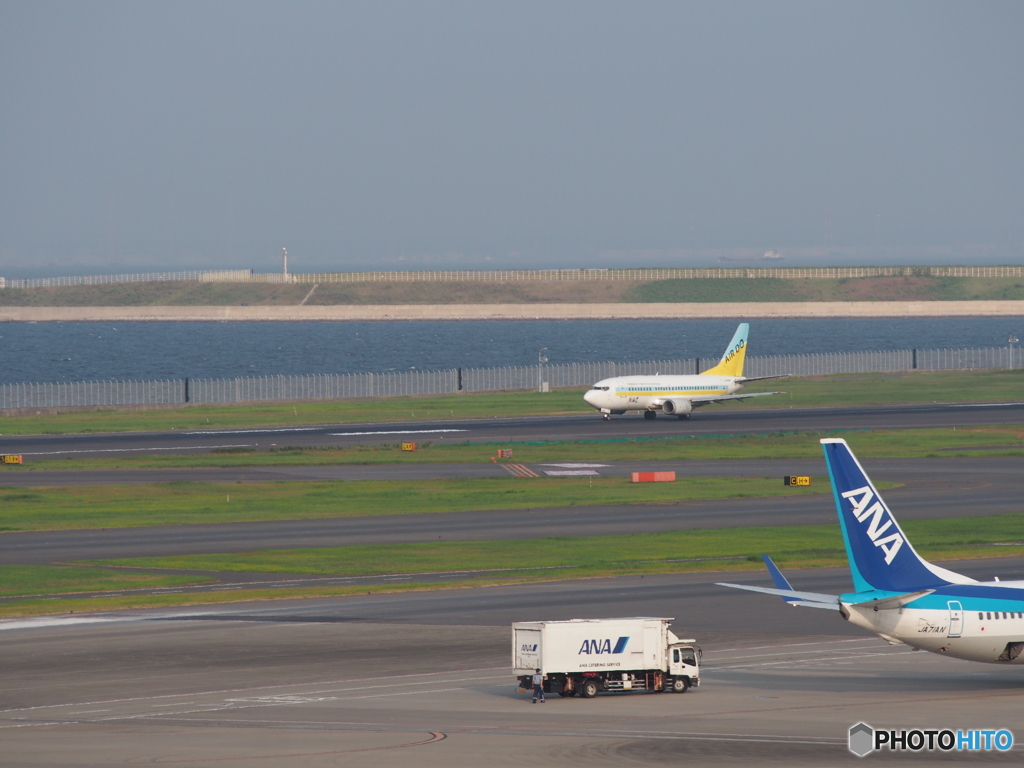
513,618,700,698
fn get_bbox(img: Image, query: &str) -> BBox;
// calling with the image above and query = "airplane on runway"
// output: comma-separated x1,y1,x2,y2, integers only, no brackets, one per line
582,323,786,420
719,438,1024,665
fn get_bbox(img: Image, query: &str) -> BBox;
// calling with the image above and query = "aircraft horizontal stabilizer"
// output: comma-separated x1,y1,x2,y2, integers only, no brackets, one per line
737,374,791,383
690,391,783,405
848,590,934,610
716,582,841,610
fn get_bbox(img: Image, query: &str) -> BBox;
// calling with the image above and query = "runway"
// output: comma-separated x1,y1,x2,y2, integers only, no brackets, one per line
4,562,1024,766
3,400,1024,460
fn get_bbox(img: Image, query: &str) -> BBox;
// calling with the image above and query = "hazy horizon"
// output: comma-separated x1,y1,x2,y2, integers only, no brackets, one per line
3,1,1022,278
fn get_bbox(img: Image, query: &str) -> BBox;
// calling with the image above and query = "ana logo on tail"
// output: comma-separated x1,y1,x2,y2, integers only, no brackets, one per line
841,485,904,565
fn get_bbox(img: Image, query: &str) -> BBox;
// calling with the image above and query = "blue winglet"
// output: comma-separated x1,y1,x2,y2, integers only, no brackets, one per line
761,555,799,603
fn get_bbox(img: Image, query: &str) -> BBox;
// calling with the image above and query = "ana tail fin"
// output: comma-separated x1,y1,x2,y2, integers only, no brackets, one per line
821,439,972,592
700,323,748,377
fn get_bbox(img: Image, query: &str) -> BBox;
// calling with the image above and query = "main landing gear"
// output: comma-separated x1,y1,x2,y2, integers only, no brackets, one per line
643,410,657,420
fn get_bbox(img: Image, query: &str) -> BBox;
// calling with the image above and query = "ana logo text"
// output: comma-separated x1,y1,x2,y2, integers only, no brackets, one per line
841,485,904,565
520,644,538,652
578,637,629,655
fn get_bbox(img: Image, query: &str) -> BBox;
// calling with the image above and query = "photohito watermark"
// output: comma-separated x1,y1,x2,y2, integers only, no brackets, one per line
849,723,1014,757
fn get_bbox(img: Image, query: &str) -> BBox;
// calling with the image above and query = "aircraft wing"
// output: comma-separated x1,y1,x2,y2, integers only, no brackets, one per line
690,391,783,405
716,582,842,610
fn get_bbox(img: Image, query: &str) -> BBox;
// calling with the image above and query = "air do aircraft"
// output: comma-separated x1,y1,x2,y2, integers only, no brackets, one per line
582,323,786,420
720,438,1024,665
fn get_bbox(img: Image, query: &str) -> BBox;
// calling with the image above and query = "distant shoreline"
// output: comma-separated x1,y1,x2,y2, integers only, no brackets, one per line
2,301,1024,322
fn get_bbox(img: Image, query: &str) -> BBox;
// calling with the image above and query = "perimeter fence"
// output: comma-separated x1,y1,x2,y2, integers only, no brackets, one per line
5,265,1024,289
1,346,1019,409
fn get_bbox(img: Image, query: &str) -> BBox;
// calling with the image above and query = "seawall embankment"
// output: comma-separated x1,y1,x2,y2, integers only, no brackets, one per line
2,301,1024,322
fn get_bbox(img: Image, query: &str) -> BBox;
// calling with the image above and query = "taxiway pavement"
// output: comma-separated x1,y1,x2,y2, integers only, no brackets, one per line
4,560,1024,766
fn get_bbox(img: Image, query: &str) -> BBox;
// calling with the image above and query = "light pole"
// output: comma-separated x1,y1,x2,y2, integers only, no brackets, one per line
538,348,549,392
1010,333,1019,370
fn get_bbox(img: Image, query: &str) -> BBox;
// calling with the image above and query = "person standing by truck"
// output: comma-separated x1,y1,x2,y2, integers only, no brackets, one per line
531,668,545,703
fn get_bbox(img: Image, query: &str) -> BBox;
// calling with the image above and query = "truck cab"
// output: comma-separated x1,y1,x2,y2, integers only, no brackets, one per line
668,642,701,692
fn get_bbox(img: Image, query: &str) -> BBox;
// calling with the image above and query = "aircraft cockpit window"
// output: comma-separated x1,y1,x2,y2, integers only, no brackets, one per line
589,386,609,391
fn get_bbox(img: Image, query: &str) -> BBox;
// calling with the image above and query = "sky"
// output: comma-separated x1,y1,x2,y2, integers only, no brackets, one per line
2,1,1023,277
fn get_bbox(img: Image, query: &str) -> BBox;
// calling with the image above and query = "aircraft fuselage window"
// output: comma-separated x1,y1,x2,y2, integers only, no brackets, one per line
979,612,984,620
987,612,992,620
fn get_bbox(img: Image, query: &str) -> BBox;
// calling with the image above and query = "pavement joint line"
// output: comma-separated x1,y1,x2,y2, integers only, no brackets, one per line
0,665,511,715
227,674,508,700
708,642,891,662
705,649,919,670
711,637,879,653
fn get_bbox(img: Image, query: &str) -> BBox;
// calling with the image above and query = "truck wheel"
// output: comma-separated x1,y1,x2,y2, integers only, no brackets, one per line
580,680,599,698
670,677,690,693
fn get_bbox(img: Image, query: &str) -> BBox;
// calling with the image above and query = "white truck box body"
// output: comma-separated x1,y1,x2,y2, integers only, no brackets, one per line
512,618,682,675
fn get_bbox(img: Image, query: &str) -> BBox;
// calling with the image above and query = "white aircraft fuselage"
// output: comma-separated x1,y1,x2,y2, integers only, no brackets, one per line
583,374,741,416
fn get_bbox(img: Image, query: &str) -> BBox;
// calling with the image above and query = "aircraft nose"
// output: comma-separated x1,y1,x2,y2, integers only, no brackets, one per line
583,389,598,407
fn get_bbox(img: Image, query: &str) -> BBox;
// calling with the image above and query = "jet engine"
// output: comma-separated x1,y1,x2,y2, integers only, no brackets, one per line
661,399,693,416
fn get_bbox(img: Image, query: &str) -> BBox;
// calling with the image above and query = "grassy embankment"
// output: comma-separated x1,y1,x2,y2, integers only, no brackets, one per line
623,276,1024,303
2,275,1023,306
2,368,1022,439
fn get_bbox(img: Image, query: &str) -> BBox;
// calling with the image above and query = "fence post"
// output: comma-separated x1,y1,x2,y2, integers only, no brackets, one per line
912,349,917,370
457,367,462,391
184,378,190,403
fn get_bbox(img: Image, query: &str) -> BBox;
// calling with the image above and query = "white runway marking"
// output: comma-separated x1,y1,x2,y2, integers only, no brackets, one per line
185,427,325,435
20,444,252,456
540,463,610,468
327,429,467,436
543,470,600,476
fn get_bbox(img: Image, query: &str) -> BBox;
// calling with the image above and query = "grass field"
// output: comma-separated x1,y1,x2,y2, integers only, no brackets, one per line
0,476,833,531
0,564,209,597
2,369,1022,437
3,275,1023,306
625,276,1024,303
89,512,1024,583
